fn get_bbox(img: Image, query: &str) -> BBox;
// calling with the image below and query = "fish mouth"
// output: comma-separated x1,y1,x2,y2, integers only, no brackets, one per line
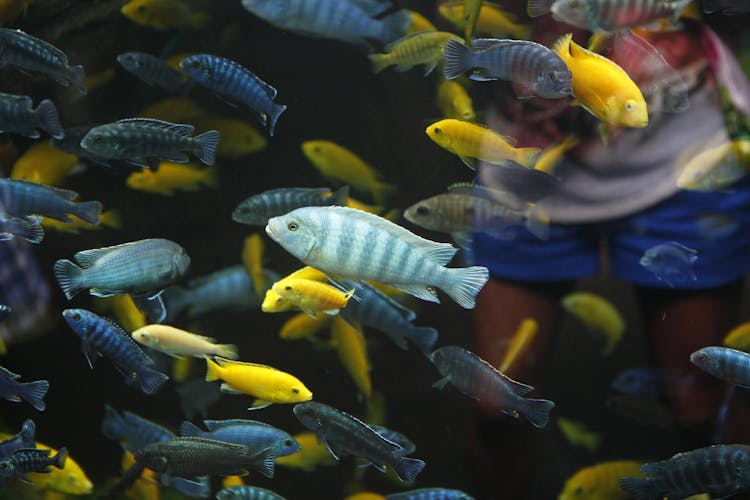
265,223,276,239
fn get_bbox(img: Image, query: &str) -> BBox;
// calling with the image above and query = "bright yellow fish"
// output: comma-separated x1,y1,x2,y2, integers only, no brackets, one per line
533,136,579,175
121,0,206,30
724,321,750,352
498,317,537,373
273,278,355,317
194,116,267,157
675,139,750,192
263,267,329,312
222,475,245,488
405,9,436,33
437,78,476,121
276,432,337,470
11,142,79,186
331,317,372,397
27,441,93,495
126,161,217,195
558,460,644,500
369,31,461,75
557,417,602,453
132,324,239,359
41,209,121,234
122,450,160,500
439,1,532,40
553,33,648,128
93,293,146,333
279,312,332,341
561,292,625,356
347,196,384,215
243,233,270,297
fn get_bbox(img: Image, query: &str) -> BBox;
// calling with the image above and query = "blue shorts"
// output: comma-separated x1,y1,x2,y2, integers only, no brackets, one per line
472,179,750,289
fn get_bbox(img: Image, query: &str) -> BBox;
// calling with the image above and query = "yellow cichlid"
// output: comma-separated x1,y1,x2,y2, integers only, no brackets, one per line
498,317,537,373
426,119,540,169
11,142,79,186
675,139,750,191
439,1,532,40
553,33,648,128
368,32,461,75
273,278,355,317
121,0,206,30
243,233,270,297
93,293,147,333
331,317,372,397
41,209,121,234
437,78,476,121
132,324,239,359
122,450,160,500
263,266,329,312
280,312,332,340
558,460,644,500
723,321,750,352
345,494,386,500
138,97,207,123
302,140,396,203
222,475,245,488
276,432,337,470
561,292,625,356
405,9,436,33
194,116,267,157
26,441,93,495
347,196,384,215
126,161,217,195
172,356,194,382
556,417,602,453
534,136,579,175
205,356,313,408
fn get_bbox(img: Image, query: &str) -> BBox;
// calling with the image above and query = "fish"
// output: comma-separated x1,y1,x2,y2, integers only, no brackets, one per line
498,317,538,372
561,292,624,356
116,51,188,92
22,440,92,495
558,460,644,500
81,118,220,168
0,28,85,93
347,196,384,215
0,178,101,225
61,309,169,394
556,417,602,453
611,366,671,398
552,33,648,128
101,404,175,453
0,447,67,476
347,493,386,500
217,485,286,499
436,79,476,121
279,312,332,341
425,119,540,169
40,210,117,235
275,431,337,470
241,0,411,46
10,142,79,186
180,419,300,458
54,238,190,300
126,161,218,195
205,356,313,409
619,445,750,499
293,401,425,482
0,92,62,139
51,125,116,168
724,322,750,352
233,186,350,226
0,1,31,26
175,379,221,420
696,213,740,241
132,324,239,359
532,136,578,175
331,317,372,397
405,10,437,33
462,0,482,42
121,0,207,30
639,241,698,287
243,233,270,297
180,54,287,137
676,139,748,191
438,1,531,39
0,364,48,411
302,141,396,203
266,206,489,309
691,346,750,387
385,489,474,499
368,32,461,75
194,116,267,157
121,450,160,500
0,215,43,243
93,294,147,333
703,0,750,13
272,278,355,317
443,39,573,100
431,346,555,428
0,420,36,458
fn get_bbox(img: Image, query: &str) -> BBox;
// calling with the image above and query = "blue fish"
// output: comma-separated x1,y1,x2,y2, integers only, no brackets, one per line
101,405,175,452
0,179,101,225
216,485,286,499
0,447,67,476
61,309,169,394
51,125,119,168
232,186,350,226
117,52,188,93
180,54,286,136
0,420,36,458
180,419,300,457
0,215,43,244
0,92,63,139
386,488,475,500
0,365,48,411
639,241,698,287
611,366,672,399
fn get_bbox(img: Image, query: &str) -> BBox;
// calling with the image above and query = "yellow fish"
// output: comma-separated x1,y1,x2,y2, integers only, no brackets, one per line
369,32,461,75
273,278,355,317
242,233,270,297
222,475,245,488
0,0,31,25
41,209,121,234
93,293,147,333
163,52,194,73
426,119,540,169
121,0,206,30
138,97,207,123
126,161,217,195
675,139,750,192
556,417,602,453
331,317,372,398
724,321,750,352
437,78,476,121
345,494,386,500
347,196,384,215
498,317,537,373
439,1,532,40
205,356,313,409
405,9,437,33
558,460,644,500
122,450,160,500
561,292,625,356
132,324,239,359
11,142,79,186
26,441,93,495
262,266,329,312
553,33,648,128
81,67,116,94
172,356,194,383
534,136,579,175
302,140,396,203
276,432,337,470
279,312,332,341
194,116,266,157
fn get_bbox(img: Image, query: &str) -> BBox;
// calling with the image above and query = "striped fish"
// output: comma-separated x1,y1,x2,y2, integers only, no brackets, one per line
0,215,44,244
265,206,489,309
443,38,572,99
619,445,750,499
232,186,349,226
179,55,286,136
0,92,63,139
0,179,101,225
117,52,187,93
691,346,750,387
0,365,48,411
528,0,691,31
0,447,67,476
369,31,461,75
0,420,36,458
217,486,286,500
180,419,300,458
386,488,475,500
61,309,169,394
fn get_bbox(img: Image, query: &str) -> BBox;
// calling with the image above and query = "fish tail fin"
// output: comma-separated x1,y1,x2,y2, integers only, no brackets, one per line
205,356,222,382
441,265,489,309
68,65,87,95
21,216,44,243
100,209,122,230
200,166,219,189
19,379,48,411
256,447,276,478
214,344,239,360
101,404,125,440
515,24,533,40
380,10,411,44
368,54,390,74
179,420,204,437
52,447,68,470
372,181,397,204
330,185,350,206
138,368,169,395
35,99,63,139
525,206,549,241
409,326,439,356
53,259,84,299
618,477,659,500
515,147,540,169
74,201,103,226
194,130,220,166
527,0,553,17
266,103,287,137
391,457,425,483
443,38,473,80
521,398,555,428
20,419,36,448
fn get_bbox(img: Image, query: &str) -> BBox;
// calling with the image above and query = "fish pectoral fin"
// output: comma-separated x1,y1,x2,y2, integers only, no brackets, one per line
393,283,441,304
89,288,116,298
458,155,476,170
432,377,450,390
220,383,244,395
324,442,342,461
160,151,190,163
501,408,521,419
248,399,272,410
82,338,100,369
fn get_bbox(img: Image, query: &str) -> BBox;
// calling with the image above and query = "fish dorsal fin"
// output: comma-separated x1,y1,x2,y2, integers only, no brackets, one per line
203,419,273,430
472,349,535,394
568,37,632,81
353,281,417,321
347,0,392,16
324,207,458,265
383,31,449,52
0,92,33,106
115,118,195,136
73,247,117,267
471,38,540,53
250,73,278,100
6,179,79,200
214,357,279,371
552,33,574,60
447,181,514,201
0,365,20,380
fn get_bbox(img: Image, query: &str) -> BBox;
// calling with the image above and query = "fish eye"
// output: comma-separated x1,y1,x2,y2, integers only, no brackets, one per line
313,146,321,153
288,222,298,231
137,4,146,12
72,313,81,321
284,439,294,446
574,486,584,495
276,298,283,304
284,285,292,291
625,101,634,111
433,127,441,134
291,388,299,394
416,205,430,216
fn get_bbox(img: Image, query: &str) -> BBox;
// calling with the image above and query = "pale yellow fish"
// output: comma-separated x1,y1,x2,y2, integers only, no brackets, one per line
302,140,396,203
275,432,337,469
242,233,270,297
273,278,355,317
557,417,602,453
675,138,750,191
126,161,217,195
172,356,194,383
11,142,79,186
561,292,625,356
347,196,384,215
138,97,207,123
369,31,461,75
534,136,579,175
558,460,644,500
121,0,206,30
122,450,160,500
93,293,146,333
279,312,332,340
723,321,750,352
405,9,436,33
331,317,372,397
41,209,121,234
437,78,476,121
195,116,266,157
498,317,537,372
132,324,238,359
439,1,532,39
222,475,245,488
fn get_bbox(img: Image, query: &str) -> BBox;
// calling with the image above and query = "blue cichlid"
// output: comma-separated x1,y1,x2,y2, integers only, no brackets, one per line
0,420,36,458
0,28,85,93
0,447,67,476
691,346,750,388
0,92,62,139
0,365,48,411
431,346,555,428
528,0,692,31
233,186,350,226
0,179,101,225
61,308,169,394
180,54,286,136
265,206,489,309
0,215,43,243
611,366,671,399
101,404,175,452
639,241,697,287
385,488,475,499
443,38,572,99
217,485,286,499
117,51,188,92
51,125,116,168
180,419,300,458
